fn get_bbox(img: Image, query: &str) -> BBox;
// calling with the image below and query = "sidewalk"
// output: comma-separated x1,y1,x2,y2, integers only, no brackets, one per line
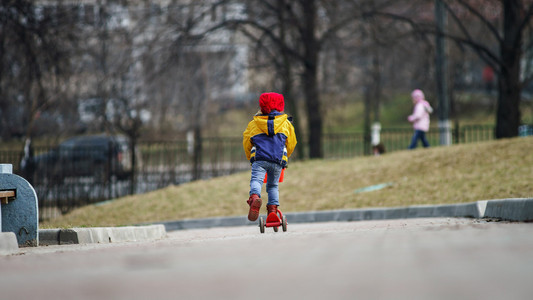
2,197,532,255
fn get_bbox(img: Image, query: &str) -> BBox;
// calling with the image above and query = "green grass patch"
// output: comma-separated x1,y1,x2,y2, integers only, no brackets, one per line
41,136,533,228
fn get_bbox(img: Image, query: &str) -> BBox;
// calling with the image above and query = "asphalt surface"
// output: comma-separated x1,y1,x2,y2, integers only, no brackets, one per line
3,197,531,251
1,218,532,300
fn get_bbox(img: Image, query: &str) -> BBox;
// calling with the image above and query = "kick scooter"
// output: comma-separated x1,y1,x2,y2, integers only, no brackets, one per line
258,168,287,233
259,208,287,233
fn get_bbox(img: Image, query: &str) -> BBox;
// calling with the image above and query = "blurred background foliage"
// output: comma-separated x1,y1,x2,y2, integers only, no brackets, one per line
1,0,532,151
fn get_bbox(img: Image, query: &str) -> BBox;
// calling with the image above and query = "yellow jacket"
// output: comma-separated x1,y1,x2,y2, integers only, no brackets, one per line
243,112,297,166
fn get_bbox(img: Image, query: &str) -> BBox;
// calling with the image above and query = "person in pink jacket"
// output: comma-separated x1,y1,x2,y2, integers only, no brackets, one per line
407,89,433,149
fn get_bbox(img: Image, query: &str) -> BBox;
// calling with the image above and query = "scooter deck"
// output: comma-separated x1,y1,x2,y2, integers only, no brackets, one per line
265,212,281,227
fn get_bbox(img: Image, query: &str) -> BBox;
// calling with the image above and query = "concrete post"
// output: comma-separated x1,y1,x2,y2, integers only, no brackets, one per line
371,122,381,146
0,164,39,246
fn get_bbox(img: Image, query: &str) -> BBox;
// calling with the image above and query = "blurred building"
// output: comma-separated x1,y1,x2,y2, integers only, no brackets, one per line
34,0,253,134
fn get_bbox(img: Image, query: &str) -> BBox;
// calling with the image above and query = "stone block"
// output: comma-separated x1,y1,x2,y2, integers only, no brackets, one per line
0,165,39,246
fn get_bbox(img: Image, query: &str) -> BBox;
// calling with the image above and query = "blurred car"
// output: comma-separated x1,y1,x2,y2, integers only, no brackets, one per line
32,134,133,183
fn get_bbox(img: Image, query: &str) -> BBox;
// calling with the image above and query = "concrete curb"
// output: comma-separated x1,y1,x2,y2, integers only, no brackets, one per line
39,224,166,246
158,198,533,232
482,198,533,221
0,232,18,255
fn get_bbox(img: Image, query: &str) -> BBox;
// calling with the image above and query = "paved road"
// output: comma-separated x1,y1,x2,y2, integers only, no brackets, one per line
1,218,532,300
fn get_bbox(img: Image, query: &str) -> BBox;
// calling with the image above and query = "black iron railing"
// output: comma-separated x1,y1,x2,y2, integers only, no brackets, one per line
0,123,528,221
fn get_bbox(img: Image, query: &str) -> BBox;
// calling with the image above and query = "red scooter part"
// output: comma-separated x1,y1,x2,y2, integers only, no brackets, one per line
259,209,287,233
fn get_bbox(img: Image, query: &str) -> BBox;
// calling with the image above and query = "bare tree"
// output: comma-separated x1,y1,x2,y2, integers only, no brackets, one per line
376,0,533,138
0,0,78,141
142,1,245,179
429,0,531,138
224,0,378,158
222,0,426,158
70,1,145,191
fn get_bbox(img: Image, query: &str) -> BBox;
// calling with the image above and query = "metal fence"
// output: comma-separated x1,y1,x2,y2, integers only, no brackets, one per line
0,124,521,221
320,124,497,158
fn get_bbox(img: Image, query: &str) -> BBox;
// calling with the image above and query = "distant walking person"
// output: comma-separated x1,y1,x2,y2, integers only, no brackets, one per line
482,65,494,93
408,89,433,149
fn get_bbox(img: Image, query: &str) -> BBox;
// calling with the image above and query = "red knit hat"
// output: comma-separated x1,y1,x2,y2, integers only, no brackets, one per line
259,92,285,114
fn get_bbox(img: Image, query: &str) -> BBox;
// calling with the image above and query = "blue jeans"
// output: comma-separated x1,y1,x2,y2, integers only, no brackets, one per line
409,130,430,149
249,160,283,206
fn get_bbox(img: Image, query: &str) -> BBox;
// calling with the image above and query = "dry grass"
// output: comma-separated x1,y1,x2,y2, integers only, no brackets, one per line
41,136,533,228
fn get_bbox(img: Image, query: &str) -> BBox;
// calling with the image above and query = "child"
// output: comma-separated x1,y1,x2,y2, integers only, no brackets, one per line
243,92,297,221
407,89,433,149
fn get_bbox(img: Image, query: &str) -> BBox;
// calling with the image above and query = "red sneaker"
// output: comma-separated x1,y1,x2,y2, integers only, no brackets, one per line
266,204,278,216
247,194,262,221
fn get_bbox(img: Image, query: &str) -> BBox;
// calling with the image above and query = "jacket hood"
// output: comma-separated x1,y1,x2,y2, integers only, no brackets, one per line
253,112,288,136
259,92,285,114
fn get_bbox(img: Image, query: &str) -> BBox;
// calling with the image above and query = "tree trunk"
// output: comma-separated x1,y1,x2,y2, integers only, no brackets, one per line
301,0,323,158
496,0,522,138
192,124,203,181
281,63,305,159
192,54,210,181
303,70,323,159
496,70,521,138
129,135,137,195
372,53,381,123
363,86,372,155
278,0,304,159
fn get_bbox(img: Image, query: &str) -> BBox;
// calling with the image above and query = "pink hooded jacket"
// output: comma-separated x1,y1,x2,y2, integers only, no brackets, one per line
408,89,433,132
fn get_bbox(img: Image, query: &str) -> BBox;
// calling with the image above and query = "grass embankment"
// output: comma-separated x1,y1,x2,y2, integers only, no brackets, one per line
41,136,533,228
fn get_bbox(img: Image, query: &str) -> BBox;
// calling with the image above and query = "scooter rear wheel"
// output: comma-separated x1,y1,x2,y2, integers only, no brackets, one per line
282,216,287,232
259,217,265,233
